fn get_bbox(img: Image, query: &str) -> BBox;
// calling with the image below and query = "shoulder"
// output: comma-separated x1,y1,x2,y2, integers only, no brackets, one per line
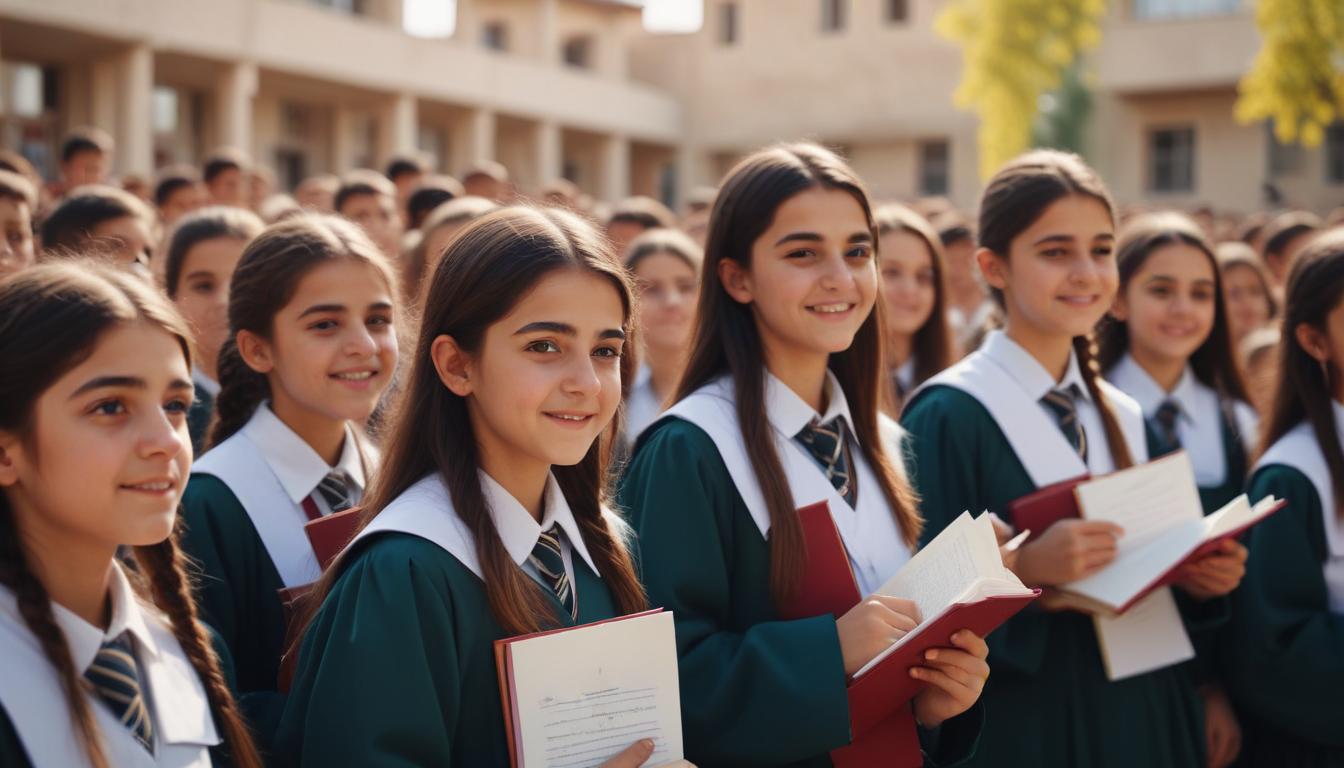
341,532,473,586
181,473,242,510
1249,463,1319,503
629,417,726,474
902,385,995,432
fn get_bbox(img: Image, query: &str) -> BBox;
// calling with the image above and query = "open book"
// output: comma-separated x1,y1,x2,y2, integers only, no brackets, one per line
494,610,683,768
854,511,1039,679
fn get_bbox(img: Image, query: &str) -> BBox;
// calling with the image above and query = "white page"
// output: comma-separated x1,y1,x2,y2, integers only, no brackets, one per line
1092,587,1194,681
508,611,683,768
1203,494,1282,540
1075,452,1203,554
873,512,1004,622
1067,519,1204,609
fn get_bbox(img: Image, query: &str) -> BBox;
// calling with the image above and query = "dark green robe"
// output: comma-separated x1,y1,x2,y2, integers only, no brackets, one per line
902,386,1221,768
619,418,981,768
1225,465,1344,767
274,531,617,766
1144,402,1250,515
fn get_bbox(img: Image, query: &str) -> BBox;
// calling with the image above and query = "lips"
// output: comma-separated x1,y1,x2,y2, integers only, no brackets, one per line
544,411,596,428
806,301,857,316
331,370,377,381
120,478,176,493
1057,295,1100,307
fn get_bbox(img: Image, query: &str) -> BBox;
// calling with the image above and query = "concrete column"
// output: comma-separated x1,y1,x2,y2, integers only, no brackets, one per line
600,132,630,202
538,0,559,64
90,56,119,140
214,60,257,158
332,104,355,174
533,119,562,192
379,92,417,163
453,107,495,173
116,44,153,175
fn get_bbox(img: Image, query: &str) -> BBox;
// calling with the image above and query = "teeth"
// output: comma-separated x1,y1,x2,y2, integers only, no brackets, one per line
810,304,850,314
333,371,375,380
127,482,172,491
552,414,587,421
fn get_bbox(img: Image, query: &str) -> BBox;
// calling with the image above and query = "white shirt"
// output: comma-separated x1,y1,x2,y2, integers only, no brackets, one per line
1108,354,1259,487
624,365,664,444
245,402,368,515
480,470,603,601
893,358,916,398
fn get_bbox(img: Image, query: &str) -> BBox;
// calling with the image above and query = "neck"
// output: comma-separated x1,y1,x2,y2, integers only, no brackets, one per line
12,499,117,629
886,332,913,371
1004,322,1075,383
198,353,219,384
476,441,551,523
1130,346,1186,393
269,395,349,466
951,280,985,316
643,343,685,404
763,343,830,413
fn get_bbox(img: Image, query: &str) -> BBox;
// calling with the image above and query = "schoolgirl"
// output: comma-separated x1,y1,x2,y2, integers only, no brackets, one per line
40,185,157,277
275,206,656,766
0,262,259,767
619,143,988,767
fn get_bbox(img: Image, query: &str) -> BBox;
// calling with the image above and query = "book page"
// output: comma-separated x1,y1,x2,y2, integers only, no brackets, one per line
1203,494,1283,540
872,512,1004,621
1092,587,1194,681
1075,452,1202,554
1066,519,1204,608
508,612,683,768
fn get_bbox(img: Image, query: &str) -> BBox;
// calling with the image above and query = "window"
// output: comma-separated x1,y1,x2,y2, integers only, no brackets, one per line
1327,123,1344,185
1133,0,1242,20
1148,126,1196,193
309,0,365,14
152,87,178,134
483,21,509,52
886,0,909,23
821,0,846,32
718,3,738,45
918,140,950,196
1267,121,1304,177
563,36,593,69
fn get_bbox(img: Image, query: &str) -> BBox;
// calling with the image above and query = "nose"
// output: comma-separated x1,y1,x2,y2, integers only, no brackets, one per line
561,353,602,398
139,405,188,463
819,250,858,291
344,321,380,358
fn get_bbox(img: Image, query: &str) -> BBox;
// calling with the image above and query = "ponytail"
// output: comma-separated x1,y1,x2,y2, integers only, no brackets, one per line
1073,334,1135,470
207,336,271,448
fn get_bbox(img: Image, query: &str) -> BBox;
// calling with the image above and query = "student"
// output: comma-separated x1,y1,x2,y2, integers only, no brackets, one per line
623,227,702,441
874,204,957,411
606,196,678,257
40,186,157,277
404,175,464,231
1216,241,1278,348
0,170,37,280
247,165,277,213
276,206,660,766
1260,211,1322,292
1225,230,1344,766
58,127,113,195
1240,326,1282,417
620,143,988,767
901,150,1245,768
932,212,992,350
178,215,399,741
1100,212,1259,513
153,166,206,230
161,207,265,454
335,169,402,261
202,149,250,209
384,154,428,217
461,161,511,202
294,174,339,213
403,195,499,304
0,261,261,768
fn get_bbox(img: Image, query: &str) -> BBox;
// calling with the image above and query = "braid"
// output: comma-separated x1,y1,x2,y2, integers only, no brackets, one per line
207,336,270,449
1073,334,1135,469
0,503,109,768
134,534,262,768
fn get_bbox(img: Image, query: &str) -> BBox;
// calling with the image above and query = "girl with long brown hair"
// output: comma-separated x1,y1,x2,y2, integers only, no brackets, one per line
0,262,260,768
1226,229,1344,767
619,143,988,767
902,150,1238,767
275,207,660,766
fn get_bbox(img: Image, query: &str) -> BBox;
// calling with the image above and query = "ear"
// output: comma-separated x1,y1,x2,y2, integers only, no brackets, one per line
431,334,474,397
1109,291,1130,322
0,431,23,488
975,247,1008,292
718,258,754,305
235,329,275,375
1294,322,1330,364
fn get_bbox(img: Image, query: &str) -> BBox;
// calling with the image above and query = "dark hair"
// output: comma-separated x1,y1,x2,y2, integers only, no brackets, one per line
153,166,201,208
202,149,248,185
385,155,428,182
1258,229,1344,515
1097,212,1249,404
406,175,465,229
334,169,396,215
676,142,921,605
404,196,499,303
977,149,1135,469
39,186,154,260
607,196,677,231
0,150,38,181
624,227,703,273
0,169,37,209
162,207,264,298
298,206,646,639
209,214,400,447
1215,241,1280,321
463,161,509,184
60,127,113,163
932,211,974,248
0,262,261,768
1262,211,1322,262
874,204,956,393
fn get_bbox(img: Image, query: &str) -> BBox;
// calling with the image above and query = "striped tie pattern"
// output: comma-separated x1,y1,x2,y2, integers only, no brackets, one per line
796,415,858,508
84,634,154,754
529,526,576,619
1041,385,1089,463
1150,399,1183,455
316,470,356,514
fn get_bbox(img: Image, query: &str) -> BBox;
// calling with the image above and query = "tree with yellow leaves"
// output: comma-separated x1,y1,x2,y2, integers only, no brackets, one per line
1236,0,1344,147
936,0,1107,180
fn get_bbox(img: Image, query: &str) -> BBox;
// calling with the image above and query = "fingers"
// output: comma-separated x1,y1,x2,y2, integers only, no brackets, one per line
948,629,989,659
922,648,990,684
910,664,980,702
871,595,923,625
1072,520,1125,538
600,739,655,768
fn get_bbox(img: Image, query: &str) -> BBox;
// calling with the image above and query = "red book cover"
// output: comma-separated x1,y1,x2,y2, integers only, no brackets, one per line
1007,474,1089,542
303,506,364,569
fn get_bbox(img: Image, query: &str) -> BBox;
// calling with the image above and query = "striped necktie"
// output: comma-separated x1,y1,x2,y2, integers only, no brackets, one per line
1041,385,1088,463
1150,399,1183,455
316,470,356,514
796,415,859,508
529,526,577,620
84,634,154,754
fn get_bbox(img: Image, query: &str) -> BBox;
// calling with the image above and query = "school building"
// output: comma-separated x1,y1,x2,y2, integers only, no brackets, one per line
0,0,1341,213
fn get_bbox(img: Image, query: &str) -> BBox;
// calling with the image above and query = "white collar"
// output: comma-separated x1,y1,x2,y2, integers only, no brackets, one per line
895,359,915,392
1108,354,1199,421
481,470,601,576
981,329,1092,403
1336,399,1344,447
50,562,160,676
241,403,366,504
765,369,855,439
190,366,220,398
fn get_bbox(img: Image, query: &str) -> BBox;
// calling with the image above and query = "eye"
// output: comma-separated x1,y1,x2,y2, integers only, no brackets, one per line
526,340,560,354
1149,285,1171,298
593,345,623,359
1091,246,1113,258
846,245,873,260
1041,248,1067,259
164,398,192,415
785,249,815,260
191,280,215,295
367,314,393,327
90,399,126,417
309,319,339,331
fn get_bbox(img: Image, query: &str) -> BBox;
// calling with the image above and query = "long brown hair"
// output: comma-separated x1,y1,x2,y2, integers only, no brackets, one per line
874,204,957,393
209,214,400,448
0,262,260,768
675,143,921,606
977,149,1134,469
298,206,646,638
1258,229,1344,515
1097,212,1250,405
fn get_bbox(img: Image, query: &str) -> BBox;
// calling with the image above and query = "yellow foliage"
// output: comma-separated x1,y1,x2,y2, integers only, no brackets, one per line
1236,0,1344,147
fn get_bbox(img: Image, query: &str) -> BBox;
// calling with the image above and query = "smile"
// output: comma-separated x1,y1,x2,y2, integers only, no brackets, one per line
545,412,595,427
121,480,175,493
331,371,377,380
807,302,855,314
1057,295,1099,307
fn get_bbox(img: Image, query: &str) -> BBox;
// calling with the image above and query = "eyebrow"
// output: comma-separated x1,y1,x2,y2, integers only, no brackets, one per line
1144,274,1217,285
514,321,626,341
298,301,394,318
71,376,194,398
184,270,216,282
774,231,873,247
1032,232,1115,246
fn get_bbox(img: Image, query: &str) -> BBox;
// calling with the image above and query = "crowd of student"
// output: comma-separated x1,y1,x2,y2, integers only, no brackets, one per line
0,124,1341,768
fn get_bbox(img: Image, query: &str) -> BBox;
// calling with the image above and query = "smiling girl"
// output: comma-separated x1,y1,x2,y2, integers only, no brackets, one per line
178,215,399,741
0,262,260,768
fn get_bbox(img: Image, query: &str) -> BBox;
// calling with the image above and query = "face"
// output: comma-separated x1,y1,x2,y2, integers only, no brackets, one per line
942,237,978,289
606,221,648,257
208,168,247,207
1221,263,1272,342
341,193,402,258
464,176,507,202
249,172,273,209
1112,243,1218,368
980,195,1118,341
879,230,937,339
0,197,35,279
61,150,108,189
296,180,336,212
682,209,710,247
0,322,193,555
1297,297,1344,403
174,237,248,372
240,260,398,430
1243,347,1278,415
634,252,699,353
721,186,877,371
91,215,155,272
160,183,205,227
439,269,626,477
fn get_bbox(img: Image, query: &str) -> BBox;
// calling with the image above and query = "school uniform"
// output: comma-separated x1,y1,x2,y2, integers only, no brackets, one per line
275,470,626,766
0,562,222,767
892,358,916,403
187,367,219,457
901,330,1222,768
619,369,981,767
1107,354,1259,512
1225,400,1344,767
625,364,665,443
178,403,371,742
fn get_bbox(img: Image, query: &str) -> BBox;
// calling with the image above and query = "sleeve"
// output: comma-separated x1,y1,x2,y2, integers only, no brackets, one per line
276,538,465,767
919,701,984,767
619,420,853,765
1225,465,1344,745
0,705,34,768
901,388,1052,677
178,477,246,678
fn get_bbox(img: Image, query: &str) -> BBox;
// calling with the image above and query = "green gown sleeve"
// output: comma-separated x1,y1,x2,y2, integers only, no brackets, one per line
0,705,33,768
620,419,852,766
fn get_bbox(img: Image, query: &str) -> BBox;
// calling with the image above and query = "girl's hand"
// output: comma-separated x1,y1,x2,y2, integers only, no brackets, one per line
1013,519,1124,587
599,740,698,768
1201,685,1242,768
836,596,922,677
1176,539,1247,600
911,630,990,729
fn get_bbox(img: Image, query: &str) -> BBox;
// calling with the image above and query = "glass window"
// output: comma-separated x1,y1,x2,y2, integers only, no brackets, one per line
719,3,738,45
1148,126,1196,193
1326,123,1344,184
1133,0,1242,20
483,21,509,52
821,0,846,32
919,140,950,196
887,0,909,23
